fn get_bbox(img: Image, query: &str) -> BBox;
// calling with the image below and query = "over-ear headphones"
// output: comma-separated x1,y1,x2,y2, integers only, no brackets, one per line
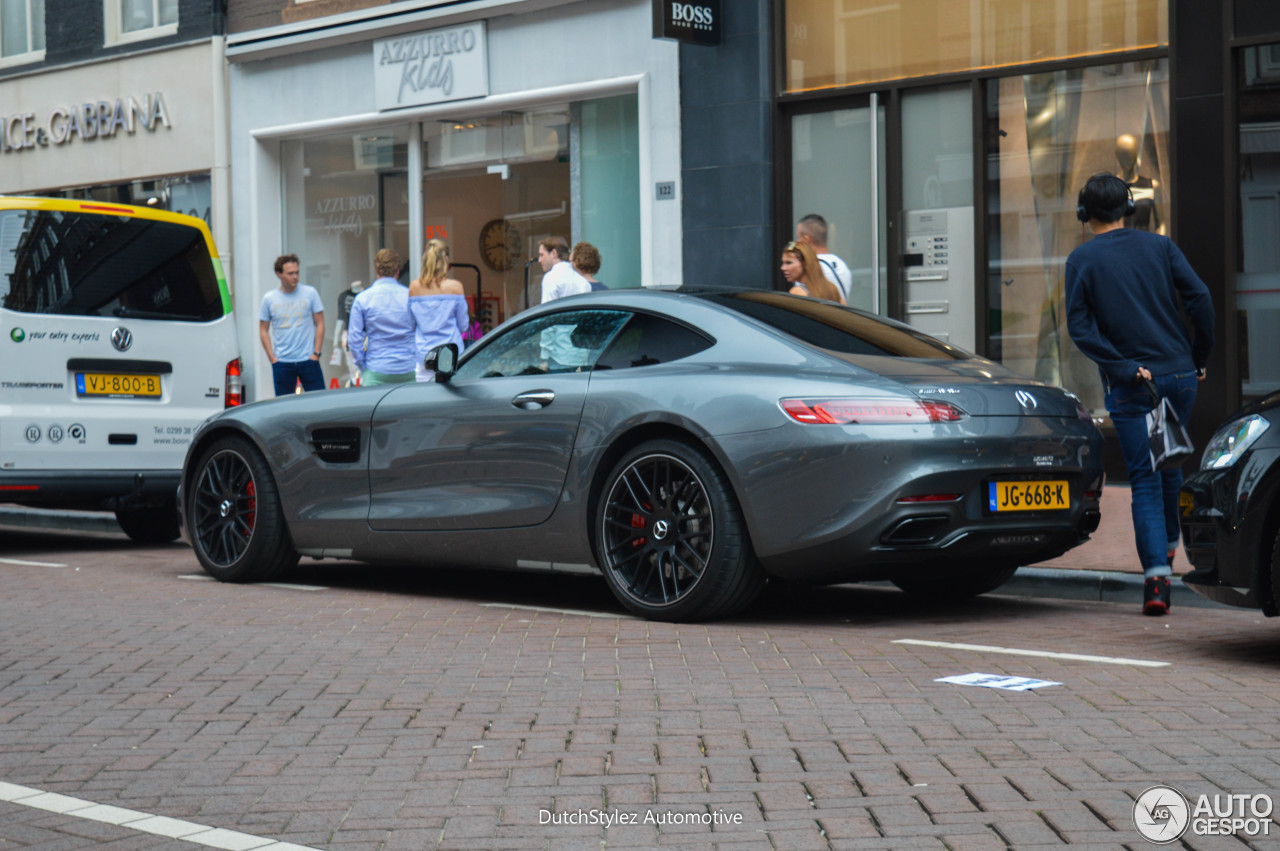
1076,172,1136,223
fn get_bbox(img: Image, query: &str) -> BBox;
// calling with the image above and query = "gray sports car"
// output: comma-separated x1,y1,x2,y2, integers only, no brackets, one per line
180,289,1104,621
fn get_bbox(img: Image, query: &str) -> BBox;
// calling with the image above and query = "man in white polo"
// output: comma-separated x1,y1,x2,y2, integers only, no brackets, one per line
796,214,853,306
537,236,591,369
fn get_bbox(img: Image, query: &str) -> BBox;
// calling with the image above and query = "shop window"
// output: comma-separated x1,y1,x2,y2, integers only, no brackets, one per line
283,127,410,389
104,0,177,45
1238,45,1280,404
789,105,886,313
784,0,1167,92
419,94,640,327
0,0,44,65
984,59,1170,415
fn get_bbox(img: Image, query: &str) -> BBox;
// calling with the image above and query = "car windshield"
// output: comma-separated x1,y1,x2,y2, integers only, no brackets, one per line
696,290,970,359
0,209,224,322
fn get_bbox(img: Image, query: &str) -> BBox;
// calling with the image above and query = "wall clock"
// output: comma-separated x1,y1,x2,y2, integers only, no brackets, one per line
479,218,521,272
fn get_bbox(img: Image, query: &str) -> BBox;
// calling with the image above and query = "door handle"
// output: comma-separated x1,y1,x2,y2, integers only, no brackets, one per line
512,390,554,410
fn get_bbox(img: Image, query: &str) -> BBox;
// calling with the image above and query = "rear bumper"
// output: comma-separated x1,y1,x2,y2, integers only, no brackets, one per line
758,501,1100,582
0,469,180,512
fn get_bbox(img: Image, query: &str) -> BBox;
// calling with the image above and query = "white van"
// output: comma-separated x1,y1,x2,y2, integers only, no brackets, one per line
0,197,242,542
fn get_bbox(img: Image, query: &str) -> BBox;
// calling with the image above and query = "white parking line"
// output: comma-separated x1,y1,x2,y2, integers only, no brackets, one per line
178,575,327,592
892,639,1169,668
481,602,636,619
0,781,322,850
0,557,68,567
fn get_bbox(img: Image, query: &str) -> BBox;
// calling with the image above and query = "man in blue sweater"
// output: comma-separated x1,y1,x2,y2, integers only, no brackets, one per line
1065,172,1215,616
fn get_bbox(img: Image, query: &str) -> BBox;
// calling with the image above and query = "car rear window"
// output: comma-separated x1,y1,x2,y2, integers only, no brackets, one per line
698,291,969,359
0,209,225,322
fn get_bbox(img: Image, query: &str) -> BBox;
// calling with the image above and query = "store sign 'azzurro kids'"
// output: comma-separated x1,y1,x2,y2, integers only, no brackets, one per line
374,22,488,112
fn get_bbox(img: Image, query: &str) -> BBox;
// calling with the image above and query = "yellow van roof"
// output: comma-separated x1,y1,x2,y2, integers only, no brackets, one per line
0,196,216,241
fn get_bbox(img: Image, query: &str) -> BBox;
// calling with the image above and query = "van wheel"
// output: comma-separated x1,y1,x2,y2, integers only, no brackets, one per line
186,436,298,583
115,503,181,544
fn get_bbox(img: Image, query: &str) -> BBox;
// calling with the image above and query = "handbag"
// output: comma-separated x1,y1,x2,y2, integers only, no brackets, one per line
1142,378,1195,471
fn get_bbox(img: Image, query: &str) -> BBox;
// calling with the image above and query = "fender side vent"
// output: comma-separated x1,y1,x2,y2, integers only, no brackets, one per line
310,427,361,463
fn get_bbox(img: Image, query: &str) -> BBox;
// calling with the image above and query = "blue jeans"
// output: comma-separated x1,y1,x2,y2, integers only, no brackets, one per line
271,359,325,396
1106,371,1198,575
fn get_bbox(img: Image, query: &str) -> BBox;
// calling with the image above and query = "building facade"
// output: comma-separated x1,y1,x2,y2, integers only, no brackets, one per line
226,0,680,400
668,0,1280,466
0,0,232,261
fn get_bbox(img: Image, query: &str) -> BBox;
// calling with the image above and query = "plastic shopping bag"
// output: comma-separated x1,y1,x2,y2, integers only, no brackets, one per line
1144,380,1195,471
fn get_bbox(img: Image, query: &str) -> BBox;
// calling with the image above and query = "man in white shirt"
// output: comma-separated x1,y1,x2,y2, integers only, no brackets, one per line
538,236,591,303
796,214,854,306
536,236,591,369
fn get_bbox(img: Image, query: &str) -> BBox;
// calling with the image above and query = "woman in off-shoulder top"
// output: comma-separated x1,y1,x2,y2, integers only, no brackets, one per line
409,239,470,382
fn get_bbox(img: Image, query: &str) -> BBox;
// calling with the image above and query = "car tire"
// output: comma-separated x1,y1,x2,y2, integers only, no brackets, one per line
186,435,298,583
115,501,180,544
891,562,1019,599
594,439,765,621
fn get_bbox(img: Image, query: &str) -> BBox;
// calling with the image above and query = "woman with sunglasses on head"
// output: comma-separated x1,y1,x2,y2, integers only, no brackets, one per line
781,241,844,304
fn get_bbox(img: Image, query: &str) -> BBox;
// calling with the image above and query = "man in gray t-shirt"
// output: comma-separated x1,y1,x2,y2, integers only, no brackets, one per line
258,253,326,396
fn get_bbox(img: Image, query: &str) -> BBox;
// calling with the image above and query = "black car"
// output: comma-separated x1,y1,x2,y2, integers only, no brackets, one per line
1180,391,1280,613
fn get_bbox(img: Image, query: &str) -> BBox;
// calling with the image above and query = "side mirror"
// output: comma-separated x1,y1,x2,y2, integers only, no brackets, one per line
424,343,458,383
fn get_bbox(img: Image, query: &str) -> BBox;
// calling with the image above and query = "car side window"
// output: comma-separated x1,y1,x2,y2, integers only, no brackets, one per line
594,313,713,370
454,309,629,379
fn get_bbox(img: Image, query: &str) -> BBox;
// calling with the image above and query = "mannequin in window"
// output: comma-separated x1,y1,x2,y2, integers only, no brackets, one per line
332,280,365,387
1116,133,1164,234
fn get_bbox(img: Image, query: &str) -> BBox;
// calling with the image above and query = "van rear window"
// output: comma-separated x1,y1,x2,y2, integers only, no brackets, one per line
0,209,225,322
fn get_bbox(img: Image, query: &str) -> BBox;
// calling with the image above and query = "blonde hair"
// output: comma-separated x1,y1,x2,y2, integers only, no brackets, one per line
420,239,451,287
783,241,840,302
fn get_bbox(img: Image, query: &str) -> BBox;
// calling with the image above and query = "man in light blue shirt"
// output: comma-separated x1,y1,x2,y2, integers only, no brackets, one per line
258,253,326,396
347,249,416,385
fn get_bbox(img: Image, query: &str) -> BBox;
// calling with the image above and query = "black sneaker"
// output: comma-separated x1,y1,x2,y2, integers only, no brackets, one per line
1143,576,1171,616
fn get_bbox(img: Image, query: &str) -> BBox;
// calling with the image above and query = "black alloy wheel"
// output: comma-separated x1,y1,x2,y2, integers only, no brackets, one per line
187,436,297,583
596,439,764,621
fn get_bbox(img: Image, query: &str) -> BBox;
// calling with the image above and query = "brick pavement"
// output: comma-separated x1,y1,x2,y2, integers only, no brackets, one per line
0,526,1277,850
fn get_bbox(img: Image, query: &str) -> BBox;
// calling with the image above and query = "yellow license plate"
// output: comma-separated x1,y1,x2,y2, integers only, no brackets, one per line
76,372,162,397
988,480,1069,512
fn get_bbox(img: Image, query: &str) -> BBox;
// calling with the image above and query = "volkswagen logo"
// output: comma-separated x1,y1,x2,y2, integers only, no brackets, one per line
111,327,133,352
652,519,671,542
1015,390,1038,411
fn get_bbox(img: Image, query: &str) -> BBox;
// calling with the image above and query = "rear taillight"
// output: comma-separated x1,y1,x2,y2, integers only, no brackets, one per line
225,358,242,407
780,398,966,424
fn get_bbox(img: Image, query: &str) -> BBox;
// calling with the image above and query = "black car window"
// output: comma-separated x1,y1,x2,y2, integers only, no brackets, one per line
454,309,630,379
698,291,969,359
594,313,713,370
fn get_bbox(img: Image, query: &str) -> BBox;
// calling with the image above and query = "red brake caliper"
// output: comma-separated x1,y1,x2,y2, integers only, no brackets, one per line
631,510,647,547
245,480,257,535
